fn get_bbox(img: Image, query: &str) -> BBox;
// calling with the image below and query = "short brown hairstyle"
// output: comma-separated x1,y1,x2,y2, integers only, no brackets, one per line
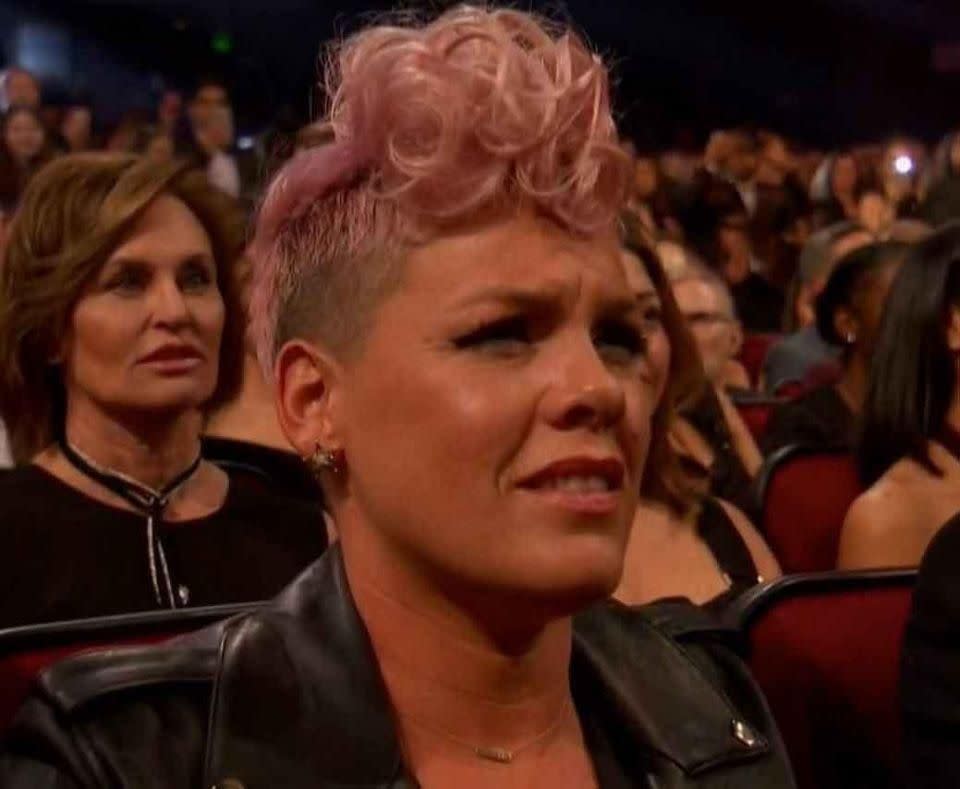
0,153,246,462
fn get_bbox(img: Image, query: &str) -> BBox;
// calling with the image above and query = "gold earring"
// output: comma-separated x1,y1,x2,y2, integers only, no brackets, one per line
307,444,343,476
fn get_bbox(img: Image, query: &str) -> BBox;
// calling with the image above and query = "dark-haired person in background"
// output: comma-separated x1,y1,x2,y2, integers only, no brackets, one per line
762,241,908,455
809,152,861,228
762,221,872,394
898,228,960,789
838,224,960,570
0,105,53,213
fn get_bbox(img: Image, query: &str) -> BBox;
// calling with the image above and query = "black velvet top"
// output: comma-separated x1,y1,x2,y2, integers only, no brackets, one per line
0,464,327,628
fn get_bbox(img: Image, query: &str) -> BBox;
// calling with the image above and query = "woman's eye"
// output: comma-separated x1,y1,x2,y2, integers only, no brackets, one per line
179,263,214,291
593,319,648,363
105,269,147,294
453,316,531,353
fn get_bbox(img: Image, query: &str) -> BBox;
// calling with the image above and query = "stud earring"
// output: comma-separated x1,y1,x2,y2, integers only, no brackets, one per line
307,444,344,476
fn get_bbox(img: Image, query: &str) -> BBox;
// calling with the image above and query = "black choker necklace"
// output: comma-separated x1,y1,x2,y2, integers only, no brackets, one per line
59,440,202,609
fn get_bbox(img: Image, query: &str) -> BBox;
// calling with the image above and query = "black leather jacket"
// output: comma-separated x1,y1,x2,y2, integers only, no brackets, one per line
0,547,795,788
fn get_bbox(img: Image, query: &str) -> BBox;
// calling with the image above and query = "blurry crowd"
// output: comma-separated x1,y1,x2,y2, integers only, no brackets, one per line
0,66,260,233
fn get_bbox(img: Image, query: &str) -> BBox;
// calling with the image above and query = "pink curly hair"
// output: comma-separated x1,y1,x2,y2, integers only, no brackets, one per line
250,4,631,372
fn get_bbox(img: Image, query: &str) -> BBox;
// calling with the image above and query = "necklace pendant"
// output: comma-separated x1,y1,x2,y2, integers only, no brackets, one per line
474,746,513,764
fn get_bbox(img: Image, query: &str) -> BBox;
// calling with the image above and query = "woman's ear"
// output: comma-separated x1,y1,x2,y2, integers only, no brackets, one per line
833,307,859,345
274,340,344,458
947,306,960,353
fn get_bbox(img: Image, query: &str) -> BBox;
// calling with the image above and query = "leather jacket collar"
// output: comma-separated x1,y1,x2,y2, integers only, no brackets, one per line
203,546,772,788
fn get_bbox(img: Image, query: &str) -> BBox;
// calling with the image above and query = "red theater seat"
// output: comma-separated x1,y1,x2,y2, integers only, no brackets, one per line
0,603,259,734
738,333,782,388
731,570,916,789
757,445,862,572
732,394,781,442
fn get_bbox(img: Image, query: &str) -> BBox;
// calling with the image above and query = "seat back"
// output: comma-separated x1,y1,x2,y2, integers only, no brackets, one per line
739,333,782,388
0,603,258,733
757,445,861,572
732,394,782,443
732,571,916,789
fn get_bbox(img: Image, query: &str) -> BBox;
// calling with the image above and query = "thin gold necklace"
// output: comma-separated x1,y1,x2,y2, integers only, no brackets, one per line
400,699,574,764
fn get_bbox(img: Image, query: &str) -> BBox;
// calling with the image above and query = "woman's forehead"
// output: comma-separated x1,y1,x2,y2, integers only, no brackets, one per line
401,215,629,305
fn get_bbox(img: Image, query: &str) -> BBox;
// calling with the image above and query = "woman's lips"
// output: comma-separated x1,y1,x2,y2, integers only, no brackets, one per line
137,345,205,373
516,456,625,515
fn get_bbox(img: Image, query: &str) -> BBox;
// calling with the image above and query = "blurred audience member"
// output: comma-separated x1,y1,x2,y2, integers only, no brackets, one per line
60,104,94,153
713,215,784,332
105,111,151,153
157,89,184,137
762,241,908,454
857,187,896,236
0,154,326,627
670,262,751,391
762,221,872,393
838,224,960,570
625,151,682,240
704,129,759,214
616,246,779,611
0,106,53,213
143,131,175,165
810,152,860,227
0,67,40,112
922,130,960,227
187,78,241,198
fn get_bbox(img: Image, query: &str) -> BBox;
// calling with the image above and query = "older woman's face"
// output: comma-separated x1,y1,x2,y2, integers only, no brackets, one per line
335,213,658,606
62,195,224,417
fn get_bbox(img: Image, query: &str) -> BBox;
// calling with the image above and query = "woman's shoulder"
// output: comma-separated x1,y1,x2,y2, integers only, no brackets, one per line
838,468,933,569
576,600,794,783
0,464,73,511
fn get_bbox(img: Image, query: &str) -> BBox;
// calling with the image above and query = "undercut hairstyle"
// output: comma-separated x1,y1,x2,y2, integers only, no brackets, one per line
0,153,246,463
625,241,704,518
858,223,960,485
249,5,632,374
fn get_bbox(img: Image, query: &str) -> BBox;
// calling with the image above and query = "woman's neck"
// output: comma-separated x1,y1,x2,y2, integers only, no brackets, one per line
836,354,870,413
343,545,575,761
59,397,203,490
205,353,292,452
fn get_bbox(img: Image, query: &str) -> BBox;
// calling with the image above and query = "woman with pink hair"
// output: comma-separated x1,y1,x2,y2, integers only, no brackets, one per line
1,7,792,787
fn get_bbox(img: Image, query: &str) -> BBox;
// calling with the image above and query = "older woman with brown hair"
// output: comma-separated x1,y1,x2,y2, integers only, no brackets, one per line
0,153,326,627
0,9,793,788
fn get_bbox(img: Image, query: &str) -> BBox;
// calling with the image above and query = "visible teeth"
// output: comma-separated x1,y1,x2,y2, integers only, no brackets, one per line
546,475,610,493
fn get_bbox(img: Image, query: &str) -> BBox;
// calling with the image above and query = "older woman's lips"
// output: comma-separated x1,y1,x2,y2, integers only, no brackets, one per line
138,345,204,373
517,457,625,515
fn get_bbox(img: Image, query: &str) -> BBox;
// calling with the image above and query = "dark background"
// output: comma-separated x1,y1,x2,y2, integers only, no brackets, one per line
7,0,960,148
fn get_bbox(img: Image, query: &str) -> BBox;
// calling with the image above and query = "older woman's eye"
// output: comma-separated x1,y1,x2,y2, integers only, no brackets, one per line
179,262,214,292
593,319,648,364
453,316,531,353
105,268,148,295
